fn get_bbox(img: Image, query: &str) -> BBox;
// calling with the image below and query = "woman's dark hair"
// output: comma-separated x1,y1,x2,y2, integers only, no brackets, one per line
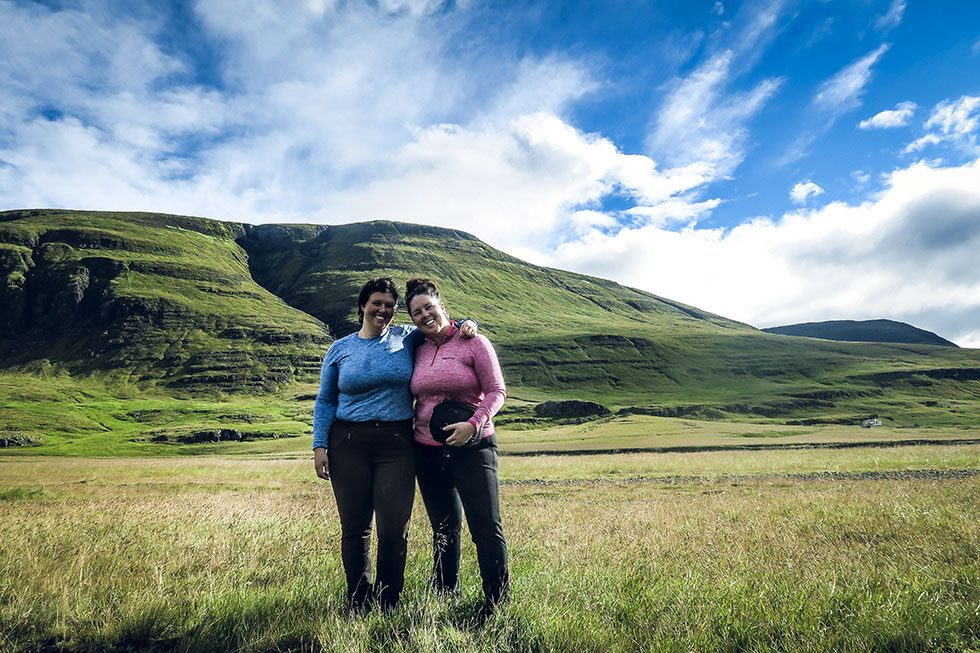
405,277,440,312
357,277,399,321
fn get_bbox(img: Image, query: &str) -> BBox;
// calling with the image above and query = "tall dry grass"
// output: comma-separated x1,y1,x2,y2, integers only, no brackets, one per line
0,455,977,651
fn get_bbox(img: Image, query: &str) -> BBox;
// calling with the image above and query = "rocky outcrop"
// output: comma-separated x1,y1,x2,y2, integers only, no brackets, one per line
145,428,290,444
0,236,127,338
535,400,611,418
0,433,41,447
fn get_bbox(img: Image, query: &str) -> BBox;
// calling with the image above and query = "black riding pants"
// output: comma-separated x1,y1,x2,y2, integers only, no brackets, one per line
328,420,415,610
414,435,509,605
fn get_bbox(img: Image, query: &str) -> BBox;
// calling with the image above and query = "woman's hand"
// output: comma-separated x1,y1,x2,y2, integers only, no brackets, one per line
314,447,330,479
444,421,477,446
459,319,478,339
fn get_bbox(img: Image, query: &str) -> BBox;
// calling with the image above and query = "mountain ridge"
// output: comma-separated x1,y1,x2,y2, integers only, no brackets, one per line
237,218,749,339
762,319,957,347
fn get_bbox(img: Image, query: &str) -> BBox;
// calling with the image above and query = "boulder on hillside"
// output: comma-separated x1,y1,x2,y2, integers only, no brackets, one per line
0,433,40,447
145,428,289,444
534,400,610,419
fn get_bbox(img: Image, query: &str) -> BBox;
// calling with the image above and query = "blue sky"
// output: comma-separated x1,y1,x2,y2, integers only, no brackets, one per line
1,0,979,345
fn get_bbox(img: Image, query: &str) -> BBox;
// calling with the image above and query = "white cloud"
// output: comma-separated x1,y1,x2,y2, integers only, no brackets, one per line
0,0,728,257
0,0,786,246
779,43,892,164
903,134,942,154
549,159,980,347
790,181,824,204
925,95,980,135
814,44,890,115
648,50,782,178
851,170,871,190
484,56,598,121
858,101,916,129
313,112,711,249
377,0,447,15
804,17,835,48
731,0,786,64
644,0,789,177
874,0,906,32
625,198,721,226
903,95,980,155
712,2,725,16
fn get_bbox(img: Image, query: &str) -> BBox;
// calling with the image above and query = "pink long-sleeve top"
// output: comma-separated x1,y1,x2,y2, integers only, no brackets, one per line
410,325,507,446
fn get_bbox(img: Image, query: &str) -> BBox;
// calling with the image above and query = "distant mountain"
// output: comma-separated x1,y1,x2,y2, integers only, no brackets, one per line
762,320,957,347
2,209,979,432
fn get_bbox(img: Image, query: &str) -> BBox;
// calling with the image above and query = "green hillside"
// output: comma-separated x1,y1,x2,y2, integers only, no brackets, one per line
1,209,979,454
0,210,329,393
239,220,745,336
241,220,980,425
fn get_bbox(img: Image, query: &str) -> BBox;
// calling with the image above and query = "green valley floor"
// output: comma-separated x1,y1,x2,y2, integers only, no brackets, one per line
1,434,977,652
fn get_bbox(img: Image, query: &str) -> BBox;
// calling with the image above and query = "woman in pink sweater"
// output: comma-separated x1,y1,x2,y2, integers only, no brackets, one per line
406,278,508,619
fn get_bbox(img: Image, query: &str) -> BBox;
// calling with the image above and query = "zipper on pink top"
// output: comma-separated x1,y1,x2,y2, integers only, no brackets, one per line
428,324,457,366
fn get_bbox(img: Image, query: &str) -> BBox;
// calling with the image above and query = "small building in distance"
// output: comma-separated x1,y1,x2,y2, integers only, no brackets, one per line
861,417,883,428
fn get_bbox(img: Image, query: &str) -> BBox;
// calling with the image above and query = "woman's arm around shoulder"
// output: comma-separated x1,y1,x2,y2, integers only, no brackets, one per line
468,334,506,430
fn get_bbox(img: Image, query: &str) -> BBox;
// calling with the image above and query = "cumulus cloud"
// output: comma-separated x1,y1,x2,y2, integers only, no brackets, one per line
549,159,980,347
0,0,747,253
314,112,713,250
814,44,890,115
625,198,721,226
904,95,980,154
859,101,916,129
0,0,717,253
903,134,941,154
0,2,617,222
790,181,824,204
924,95,980,135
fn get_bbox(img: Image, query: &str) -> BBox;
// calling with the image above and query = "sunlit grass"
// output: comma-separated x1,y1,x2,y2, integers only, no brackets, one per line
0,452,976,651
497,414,980,453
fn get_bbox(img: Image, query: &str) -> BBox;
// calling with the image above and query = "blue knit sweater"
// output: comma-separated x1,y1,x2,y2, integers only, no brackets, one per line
312,325,423,449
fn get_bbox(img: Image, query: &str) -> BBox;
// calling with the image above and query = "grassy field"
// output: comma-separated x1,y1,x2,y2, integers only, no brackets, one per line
496,413,980,454
5,367,978,458
1,441,977,652
0,372,314,456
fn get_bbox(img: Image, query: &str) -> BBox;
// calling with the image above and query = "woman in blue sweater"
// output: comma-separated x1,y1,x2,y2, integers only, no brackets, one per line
312,277,475,611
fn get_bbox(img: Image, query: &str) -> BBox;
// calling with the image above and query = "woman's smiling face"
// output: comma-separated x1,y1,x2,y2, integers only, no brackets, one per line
361,292,396,331
408,294,450,337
